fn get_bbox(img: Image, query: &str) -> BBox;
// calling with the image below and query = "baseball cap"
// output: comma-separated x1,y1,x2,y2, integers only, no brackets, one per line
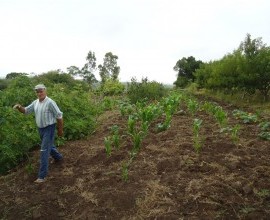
34,84,46,90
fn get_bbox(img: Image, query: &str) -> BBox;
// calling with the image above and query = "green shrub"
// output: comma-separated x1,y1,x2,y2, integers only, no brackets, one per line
0,79,100,174
49,84,98,140
99,79,125,96
127,77,166,104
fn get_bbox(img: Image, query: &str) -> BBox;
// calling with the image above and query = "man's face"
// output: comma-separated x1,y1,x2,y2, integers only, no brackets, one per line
35,89,46,100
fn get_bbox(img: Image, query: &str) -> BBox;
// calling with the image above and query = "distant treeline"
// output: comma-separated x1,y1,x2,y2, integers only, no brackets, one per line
173,34,270,100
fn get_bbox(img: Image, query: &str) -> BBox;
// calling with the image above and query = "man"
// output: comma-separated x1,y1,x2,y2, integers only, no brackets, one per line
13,84,63,183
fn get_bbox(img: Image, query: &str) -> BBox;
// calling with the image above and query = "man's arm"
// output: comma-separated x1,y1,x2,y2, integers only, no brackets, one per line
57,118,64,137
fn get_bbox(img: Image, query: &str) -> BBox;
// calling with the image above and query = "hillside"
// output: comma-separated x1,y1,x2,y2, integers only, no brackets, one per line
1,98,270,219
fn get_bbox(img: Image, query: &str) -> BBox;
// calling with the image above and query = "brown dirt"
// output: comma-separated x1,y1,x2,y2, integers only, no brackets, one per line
1,99,270,219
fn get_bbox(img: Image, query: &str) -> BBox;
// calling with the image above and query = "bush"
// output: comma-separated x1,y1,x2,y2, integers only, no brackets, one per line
49,84,99,140
33,70,80,89
0,79,100,174
99,79,125,96
127,77,167,104
0,79,9,90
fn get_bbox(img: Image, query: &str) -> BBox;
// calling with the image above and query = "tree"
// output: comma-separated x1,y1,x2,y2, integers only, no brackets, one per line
67,51,98,85
6,72,28,79
173,56,203,87
238,33,266,59
98,52,120,83
252,47,270,100
238,34,269,97
67,66,81,76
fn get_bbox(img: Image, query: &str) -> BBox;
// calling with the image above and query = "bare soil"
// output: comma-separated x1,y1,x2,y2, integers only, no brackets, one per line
1,98,270,219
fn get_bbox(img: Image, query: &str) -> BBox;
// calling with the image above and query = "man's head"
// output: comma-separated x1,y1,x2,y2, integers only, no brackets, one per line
34,84,47,101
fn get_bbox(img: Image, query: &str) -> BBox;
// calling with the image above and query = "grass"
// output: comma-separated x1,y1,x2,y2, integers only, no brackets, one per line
195,89,270,116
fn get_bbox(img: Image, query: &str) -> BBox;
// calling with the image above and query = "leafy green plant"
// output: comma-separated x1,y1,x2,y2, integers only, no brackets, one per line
255,189,270,198
193,118,203,153
119,101,134,116
127,115,136,135
122,162,129,182
111,125,120,149
258,121,270,131
214,106,228,128
231,124,241,143
187,99,199,115
258,131,270,140
258,121,270,140
127,77,166,104
232,109,258,124
104,136,112,157
130,131,145,157
157,110,172,132
25,162,34,175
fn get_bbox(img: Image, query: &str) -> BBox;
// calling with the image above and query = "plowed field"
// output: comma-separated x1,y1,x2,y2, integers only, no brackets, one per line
1,96,270,219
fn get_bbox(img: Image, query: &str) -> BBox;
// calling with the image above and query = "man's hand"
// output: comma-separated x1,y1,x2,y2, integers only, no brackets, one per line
57,129,63,137
13,104,21,109
13,104,25,113
57,118,64,137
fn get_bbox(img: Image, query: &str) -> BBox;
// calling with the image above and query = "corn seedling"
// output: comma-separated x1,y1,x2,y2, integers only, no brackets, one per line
255,189,270,198
187,99,199,115
131,131,144,156
214,107,228,129
193,118,203,153
141,121,150,136
122,162,129,182
104,136,112,157
127,115,136,135
157,113,172,132
25,160,34,175
138,104,159,123
111,125,120,149
231,124,241,144
119,101,134,117
25,154,34,175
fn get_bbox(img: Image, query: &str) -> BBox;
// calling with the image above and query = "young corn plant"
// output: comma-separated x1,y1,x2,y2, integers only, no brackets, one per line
157,105,173,132
193,118,203,153
119,101,134,117
25,154,34,175
111,125,120,149
161,93,181,114
127,115,136,135
187,99,199,116
231,124,241,144
127,114,146,158
104,136,112,157
202,101,216,114
214,106,228,129
130,131,145,158
122,162,129,182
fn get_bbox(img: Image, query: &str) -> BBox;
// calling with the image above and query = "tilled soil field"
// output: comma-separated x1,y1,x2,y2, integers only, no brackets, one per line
1,97,270,219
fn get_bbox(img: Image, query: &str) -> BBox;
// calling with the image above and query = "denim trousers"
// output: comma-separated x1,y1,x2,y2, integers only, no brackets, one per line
38,123,63,179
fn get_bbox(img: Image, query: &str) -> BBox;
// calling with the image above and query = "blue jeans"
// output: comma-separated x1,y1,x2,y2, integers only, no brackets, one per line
38,124,63,179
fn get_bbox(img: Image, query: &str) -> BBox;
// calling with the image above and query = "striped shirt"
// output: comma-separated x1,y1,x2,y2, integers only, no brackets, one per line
25,96,63,128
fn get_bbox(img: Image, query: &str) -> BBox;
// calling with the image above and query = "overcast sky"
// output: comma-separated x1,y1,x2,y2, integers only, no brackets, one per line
0,0,269,84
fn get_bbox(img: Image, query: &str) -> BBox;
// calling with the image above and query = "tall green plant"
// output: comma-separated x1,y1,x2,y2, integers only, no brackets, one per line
193,118,203,153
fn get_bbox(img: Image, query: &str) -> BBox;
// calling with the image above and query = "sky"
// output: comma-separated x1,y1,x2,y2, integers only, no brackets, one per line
0,0,269,84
